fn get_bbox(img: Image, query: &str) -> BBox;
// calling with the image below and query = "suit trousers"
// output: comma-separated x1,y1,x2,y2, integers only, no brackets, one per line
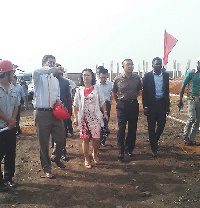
35,110,65,173
65,118,73,135
147,100,166,152
0,129,16,182
116,99,139,154
100,101,111,143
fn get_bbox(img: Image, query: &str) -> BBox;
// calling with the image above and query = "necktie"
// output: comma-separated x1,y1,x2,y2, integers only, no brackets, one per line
48,74,54,108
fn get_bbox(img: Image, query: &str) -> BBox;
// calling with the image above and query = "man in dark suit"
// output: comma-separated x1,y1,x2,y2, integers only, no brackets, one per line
142,57,170,157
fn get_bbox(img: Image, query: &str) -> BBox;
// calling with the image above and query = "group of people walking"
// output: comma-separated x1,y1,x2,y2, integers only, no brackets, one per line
1,55,200,192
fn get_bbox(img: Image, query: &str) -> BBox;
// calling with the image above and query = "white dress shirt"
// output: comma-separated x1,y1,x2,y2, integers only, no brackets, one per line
96,80,112,101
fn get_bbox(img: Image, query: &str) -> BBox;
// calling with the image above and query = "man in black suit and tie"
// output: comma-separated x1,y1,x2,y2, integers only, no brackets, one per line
142,57,170,157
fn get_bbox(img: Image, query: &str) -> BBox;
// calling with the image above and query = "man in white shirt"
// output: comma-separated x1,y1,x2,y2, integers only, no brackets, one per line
97,67,112,146
65,75,76,137
12,75,27,135
33,55,66,179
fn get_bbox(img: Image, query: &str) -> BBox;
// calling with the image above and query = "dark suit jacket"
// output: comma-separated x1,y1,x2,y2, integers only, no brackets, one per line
142,70,170,113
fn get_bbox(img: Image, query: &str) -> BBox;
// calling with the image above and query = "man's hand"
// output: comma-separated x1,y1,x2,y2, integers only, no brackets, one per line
56,100,62,105
8,124,14,130
55,66,65,74
8,118,16,127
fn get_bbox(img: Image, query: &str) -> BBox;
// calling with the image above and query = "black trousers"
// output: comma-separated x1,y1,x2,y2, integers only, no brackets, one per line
147,100,166,152
0,129,16,183
65,118,73,135
100,101,111,143
116,99,139,154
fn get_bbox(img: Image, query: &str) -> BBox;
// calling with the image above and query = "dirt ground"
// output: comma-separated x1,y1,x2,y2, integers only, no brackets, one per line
1,82,200,208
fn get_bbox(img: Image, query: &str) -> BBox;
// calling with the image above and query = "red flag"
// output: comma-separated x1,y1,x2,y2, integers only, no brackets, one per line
163,30,178,65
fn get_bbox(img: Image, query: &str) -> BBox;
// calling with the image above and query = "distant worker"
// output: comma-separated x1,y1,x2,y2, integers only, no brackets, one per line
142,57,170,157
97,67,112,146
33,55,66,179
112,59,142,160
178,57,200,146
66,75,76,101
0,60,19,191
21,80,29,109
53,63,72,161
12,75,27,135
96,66,104,81
65,74,76,137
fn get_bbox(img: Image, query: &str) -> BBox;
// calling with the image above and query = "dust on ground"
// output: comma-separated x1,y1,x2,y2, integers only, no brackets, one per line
1,81,200,208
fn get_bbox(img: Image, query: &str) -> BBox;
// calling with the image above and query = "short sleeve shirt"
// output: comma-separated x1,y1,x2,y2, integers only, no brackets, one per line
0,83,20,128
112,73,142,100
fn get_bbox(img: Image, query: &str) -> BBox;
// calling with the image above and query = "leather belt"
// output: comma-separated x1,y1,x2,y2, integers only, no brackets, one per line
119,99,137,103
36,108,53,111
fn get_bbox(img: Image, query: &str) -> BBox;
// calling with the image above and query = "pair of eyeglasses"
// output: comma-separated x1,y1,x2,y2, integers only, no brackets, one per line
126,63,134,66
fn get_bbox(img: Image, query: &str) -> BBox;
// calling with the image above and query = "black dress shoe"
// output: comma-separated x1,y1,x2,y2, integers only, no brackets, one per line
152,151,157,157
6,180,17,188
44,172,55,179
118,154,124,160
126,151,133,157
100,142,106,147
55,161,66,168
51,158,66,168
61,155,69,161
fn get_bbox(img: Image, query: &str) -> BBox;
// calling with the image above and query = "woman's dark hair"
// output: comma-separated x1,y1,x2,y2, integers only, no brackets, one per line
80,68,96,86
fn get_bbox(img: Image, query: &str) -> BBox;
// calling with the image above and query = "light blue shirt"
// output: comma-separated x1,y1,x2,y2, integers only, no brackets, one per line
97,80,112,101
0,83,20,128
33,66,60,108
14,83,26,105
153,71,164,99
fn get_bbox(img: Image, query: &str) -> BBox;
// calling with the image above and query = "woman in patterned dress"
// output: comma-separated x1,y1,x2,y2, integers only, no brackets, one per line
73,69,108,168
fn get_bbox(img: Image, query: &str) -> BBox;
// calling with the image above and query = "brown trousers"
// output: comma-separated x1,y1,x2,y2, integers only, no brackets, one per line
35,110,65,173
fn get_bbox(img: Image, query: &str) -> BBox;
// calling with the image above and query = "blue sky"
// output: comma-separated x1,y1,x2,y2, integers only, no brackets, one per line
0,0,200,75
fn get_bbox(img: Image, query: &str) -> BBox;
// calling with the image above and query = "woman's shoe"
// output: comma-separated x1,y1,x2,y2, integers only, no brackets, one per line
84,161,92,169
93,159,99,164
92,154,100,164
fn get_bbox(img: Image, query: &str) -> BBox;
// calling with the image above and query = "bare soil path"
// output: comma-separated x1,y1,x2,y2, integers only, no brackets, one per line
1,94,200,208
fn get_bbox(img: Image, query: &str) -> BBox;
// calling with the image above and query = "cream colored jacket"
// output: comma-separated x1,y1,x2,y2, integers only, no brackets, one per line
73,85,105,128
